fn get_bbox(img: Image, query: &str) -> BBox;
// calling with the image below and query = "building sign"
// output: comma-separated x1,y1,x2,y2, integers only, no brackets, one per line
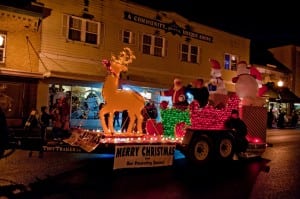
113,144,176,170
43,145,82,152
124,11,213,43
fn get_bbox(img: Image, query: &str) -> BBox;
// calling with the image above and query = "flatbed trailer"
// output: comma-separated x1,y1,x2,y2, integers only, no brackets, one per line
7,120,267,169
3,48,268,169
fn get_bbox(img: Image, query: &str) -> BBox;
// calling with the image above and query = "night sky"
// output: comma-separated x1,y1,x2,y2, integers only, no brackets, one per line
127,0,300,50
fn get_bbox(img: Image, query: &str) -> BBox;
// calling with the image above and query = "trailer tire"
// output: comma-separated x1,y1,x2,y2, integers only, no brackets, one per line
187,136,212,165
215,136,234,161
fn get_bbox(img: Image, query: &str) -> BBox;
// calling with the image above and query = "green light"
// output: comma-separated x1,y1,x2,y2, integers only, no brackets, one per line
161,108,191,138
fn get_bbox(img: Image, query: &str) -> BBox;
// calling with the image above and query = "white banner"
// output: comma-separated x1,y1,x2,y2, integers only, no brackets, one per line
113,144,176,170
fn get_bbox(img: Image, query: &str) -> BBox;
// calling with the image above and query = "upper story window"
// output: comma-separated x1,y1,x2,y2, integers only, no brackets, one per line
63,15,101,45
121,30,135,44
224,53,238,71
0,33,6,63
181,44,200,63
142,34,166,57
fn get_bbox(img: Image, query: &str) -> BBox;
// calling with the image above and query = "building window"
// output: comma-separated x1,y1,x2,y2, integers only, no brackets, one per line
63,15,100,45
0,34,6,63
121,30,135,44
142,34,165,57
224,53,238,71
181,44,200,63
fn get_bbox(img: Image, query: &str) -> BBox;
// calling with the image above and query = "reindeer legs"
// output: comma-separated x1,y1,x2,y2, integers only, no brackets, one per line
126,112,136,133
99,109,110,134
136,113,144,134
108,112,114,133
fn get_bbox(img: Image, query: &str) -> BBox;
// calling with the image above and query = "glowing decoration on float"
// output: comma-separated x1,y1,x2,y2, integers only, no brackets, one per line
208,58,228,95
175,122,188,137
189,96,240,130
145,119,164,136
232,61,265,106
208,58,228,108
100,48,145,134
160,103,191,138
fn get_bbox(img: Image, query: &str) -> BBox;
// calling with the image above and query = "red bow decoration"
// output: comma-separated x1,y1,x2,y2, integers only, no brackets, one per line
101,59,112,72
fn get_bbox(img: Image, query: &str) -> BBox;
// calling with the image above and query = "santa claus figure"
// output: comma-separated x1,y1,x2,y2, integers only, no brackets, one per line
208,58,227,95
232,61,265,106
160,78,188,110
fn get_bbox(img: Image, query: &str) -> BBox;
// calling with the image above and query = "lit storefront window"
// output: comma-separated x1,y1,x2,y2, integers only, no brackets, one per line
48,84,161,130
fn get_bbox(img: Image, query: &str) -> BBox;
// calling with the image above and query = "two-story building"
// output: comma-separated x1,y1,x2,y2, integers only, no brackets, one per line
268,45,300,97
0,2,50,128
1,0,251,129
268,45,300,115
251,45,300,122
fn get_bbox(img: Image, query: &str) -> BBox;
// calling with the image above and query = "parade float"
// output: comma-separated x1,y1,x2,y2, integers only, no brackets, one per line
13,48,268,169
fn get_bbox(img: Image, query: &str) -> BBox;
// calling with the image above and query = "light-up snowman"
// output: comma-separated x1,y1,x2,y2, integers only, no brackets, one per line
232,61,265,106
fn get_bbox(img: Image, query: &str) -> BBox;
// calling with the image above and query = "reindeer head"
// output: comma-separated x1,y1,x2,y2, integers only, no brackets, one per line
111,48,136,74
102,48,136,77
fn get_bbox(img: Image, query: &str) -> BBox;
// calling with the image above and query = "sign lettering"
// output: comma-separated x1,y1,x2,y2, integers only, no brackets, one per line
124,11,213,43
113,144,176,169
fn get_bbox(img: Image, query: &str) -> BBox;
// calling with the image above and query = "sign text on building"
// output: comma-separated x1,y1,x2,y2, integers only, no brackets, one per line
124,11,213,43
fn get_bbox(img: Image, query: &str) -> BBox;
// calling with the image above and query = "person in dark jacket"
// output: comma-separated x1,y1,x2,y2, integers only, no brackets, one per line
40,106,52,144
186,78,209,108
0,107,9,157
224,109,248,152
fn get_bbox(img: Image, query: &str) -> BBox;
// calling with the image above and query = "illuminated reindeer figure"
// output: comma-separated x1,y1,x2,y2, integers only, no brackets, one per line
100,48,145,134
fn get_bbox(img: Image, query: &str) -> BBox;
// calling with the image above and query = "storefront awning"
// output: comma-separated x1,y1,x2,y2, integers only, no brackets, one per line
262,87,300,103
43,70,105,83
0,68,44,79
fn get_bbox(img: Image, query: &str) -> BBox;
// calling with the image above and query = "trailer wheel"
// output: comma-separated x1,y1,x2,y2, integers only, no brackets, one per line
188,136,212,164
216,137,234,160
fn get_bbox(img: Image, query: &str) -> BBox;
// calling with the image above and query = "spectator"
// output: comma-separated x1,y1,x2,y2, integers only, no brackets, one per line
25,109,39,130
99,103,109,128
277,111,285,129
142,101,158,134
24,109,42,157
51,108,63,140
113,111,120,127
291,111,299,128
40,106,51,144
0,107,9,157
267,105,275,128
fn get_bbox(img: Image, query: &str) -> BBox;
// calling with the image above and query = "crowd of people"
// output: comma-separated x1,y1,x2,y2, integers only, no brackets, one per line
267,103,299,129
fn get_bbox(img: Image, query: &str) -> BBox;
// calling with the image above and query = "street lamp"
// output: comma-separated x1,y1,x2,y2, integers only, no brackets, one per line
277,80,284,87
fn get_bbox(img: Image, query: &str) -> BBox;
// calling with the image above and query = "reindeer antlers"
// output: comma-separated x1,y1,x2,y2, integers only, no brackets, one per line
111,47,136,65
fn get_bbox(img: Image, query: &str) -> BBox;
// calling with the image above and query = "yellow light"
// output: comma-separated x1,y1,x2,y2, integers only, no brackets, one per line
277,80,284,87
0,35,3,46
